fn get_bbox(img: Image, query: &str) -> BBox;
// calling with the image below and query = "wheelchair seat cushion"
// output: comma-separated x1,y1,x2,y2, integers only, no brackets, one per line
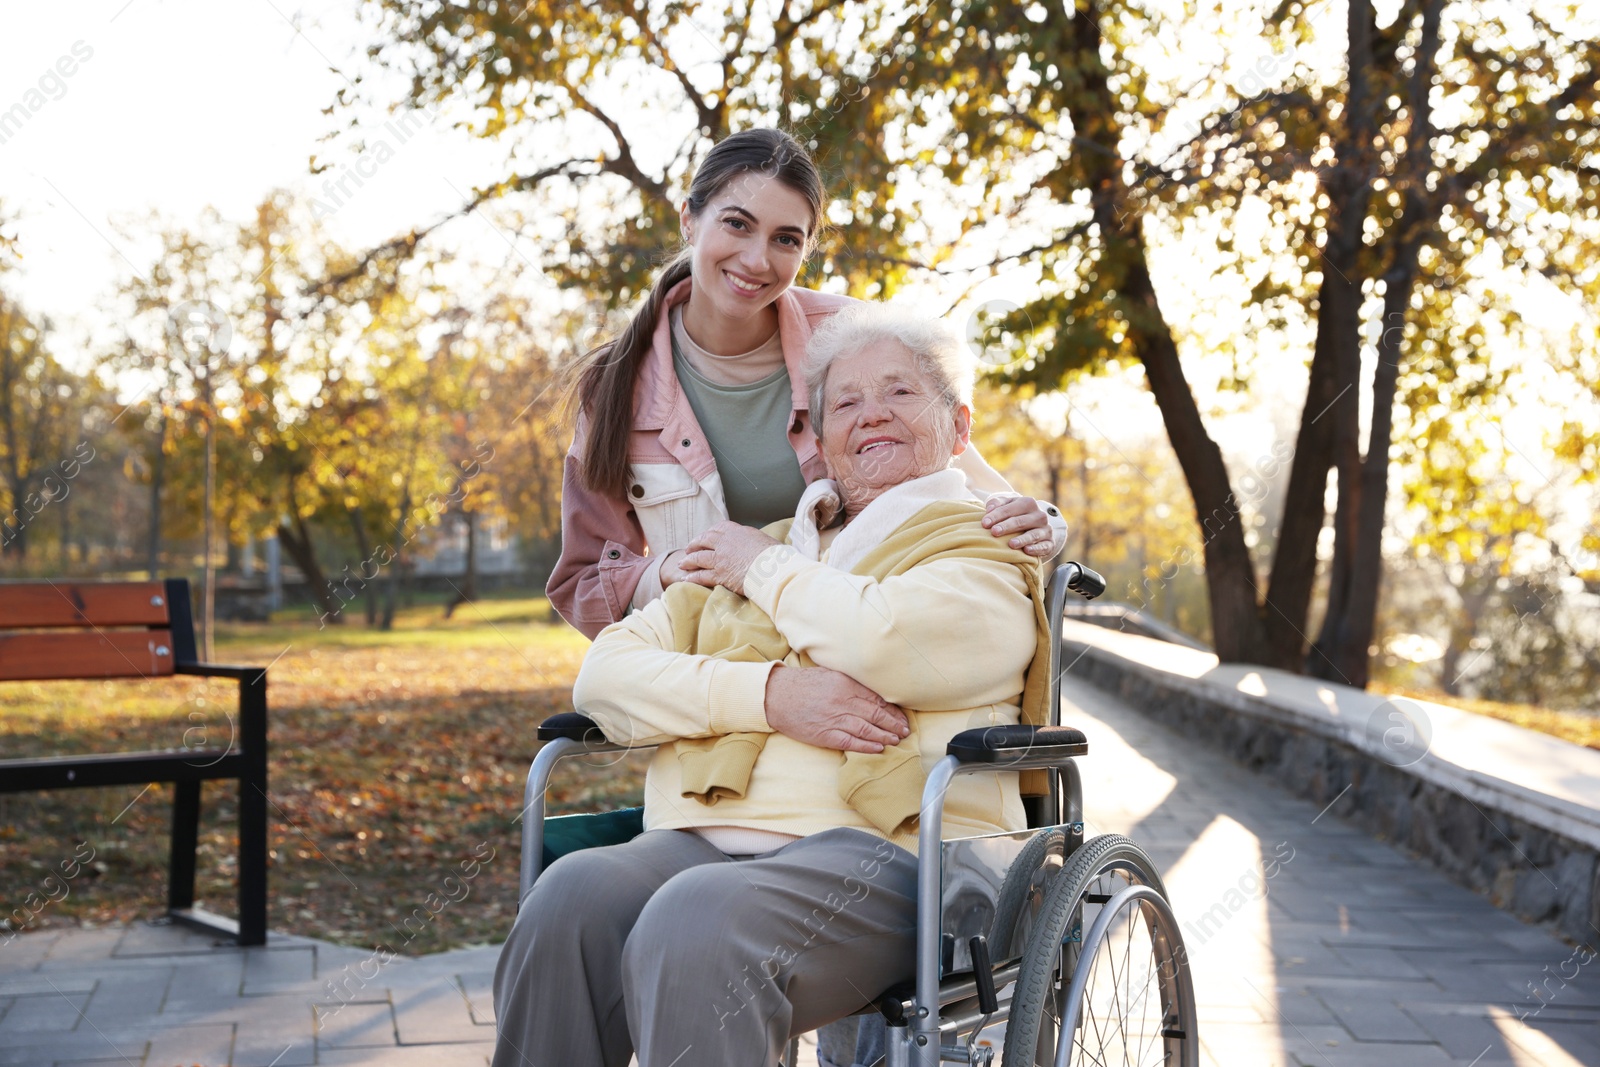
540,807,646,870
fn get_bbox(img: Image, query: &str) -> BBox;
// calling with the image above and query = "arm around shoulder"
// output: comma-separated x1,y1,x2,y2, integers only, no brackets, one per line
954,445,1069,558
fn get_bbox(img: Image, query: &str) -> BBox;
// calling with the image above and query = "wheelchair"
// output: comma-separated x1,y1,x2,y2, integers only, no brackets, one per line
520,561,1199,1066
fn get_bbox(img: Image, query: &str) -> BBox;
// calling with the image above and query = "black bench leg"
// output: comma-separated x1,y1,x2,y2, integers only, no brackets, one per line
237,765,268,945
169,779,200,913
237,673,269,946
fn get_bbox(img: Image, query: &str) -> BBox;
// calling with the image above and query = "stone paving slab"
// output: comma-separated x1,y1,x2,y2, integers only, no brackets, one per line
314,1000,396,1048
2,671,1597,1065
390,979,490,1045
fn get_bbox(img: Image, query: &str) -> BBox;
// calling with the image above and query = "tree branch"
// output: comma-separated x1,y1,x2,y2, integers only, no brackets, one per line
304,160,589,302
566,87,670,207
771,0,850,49
635,0,720,134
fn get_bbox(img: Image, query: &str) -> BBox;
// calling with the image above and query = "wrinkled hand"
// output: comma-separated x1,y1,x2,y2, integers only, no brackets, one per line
982,495,1057,557
679,521,783,596
764,665,910,754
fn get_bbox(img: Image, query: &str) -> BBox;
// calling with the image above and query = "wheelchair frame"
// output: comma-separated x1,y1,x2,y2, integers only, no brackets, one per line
519,562,1198,1067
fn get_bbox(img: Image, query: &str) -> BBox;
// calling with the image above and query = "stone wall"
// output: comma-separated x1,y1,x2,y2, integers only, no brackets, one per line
1063,636,1600,948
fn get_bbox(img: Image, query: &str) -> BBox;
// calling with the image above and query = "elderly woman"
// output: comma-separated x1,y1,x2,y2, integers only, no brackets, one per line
492,304,1050,1067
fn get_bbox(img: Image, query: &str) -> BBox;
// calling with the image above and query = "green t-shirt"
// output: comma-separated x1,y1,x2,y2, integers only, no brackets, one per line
671,335,808,529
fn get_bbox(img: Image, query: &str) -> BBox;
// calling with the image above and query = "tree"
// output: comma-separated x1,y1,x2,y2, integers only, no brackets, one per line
342,0,1301,657
0,296,79,562
110,193,457,622
344,0,1600,685
907,0,1600,679
1308,0,1600,685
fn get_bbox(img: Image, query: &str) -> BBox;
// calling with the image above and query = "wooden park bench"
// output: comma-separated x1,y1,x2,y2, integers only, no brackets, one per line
0,578,268,944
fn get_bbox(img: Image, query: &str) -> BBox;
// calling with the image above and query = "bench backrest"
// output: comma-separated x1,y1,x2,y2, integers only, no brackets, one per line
0,578,197,682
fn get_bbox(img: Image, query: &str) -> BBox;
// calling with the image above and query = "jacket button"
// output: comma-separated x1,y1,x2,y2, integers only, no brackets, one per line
606,549,621,560
631,484,644,498
790,416,803,434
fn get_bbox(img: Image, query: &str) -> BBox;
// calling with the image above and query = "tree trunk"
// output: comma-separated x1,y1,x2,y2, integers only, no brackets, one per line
381,487,410,631
347,506,379,626
1132,280,1268,661
1311,0,1444,687
1261,0,1378,673
59,467,73,567
1311,239,1422,684
1073,0,1268,662
1439,578,1495,696
147,410,167,578
444,510,479,618
277,475,342,621
1,459,31,562
1046,450,1063,545
465,511,479,598
1075,447,1091,559
1,488,27,560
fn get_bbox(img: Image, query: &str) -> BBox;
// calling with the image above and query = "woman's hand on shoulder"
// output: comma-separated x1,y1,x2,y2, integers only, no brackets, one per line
678,521,783,596
982,495,1057,557
764,665,910,753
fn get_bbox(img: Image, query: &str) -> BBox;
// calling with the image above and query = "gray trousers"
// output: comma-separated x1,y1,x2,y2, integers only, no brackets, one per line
492,827,917,1067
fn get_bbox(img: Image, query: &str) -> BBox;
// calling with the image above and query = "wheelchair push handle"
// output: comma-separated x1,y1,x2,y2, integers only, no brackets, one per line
1060,561,1107,600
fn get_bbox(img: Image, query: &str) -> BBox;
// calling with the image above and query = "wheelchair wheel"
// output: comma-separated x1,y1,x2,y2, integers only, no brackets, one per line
989,826,1068,959
1001,834,1197,1066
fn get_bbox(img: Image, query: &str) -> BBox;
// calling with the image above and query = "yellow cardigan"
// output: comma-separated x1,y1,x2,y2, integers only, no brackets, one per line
572,476,1036,851
576,502,1049,851
669,501,1052,838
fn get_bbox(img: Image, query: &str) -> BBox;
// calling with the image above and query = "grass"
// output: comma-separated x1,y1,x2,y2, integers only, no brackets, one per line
1370,682,1600,751
0,592,651,955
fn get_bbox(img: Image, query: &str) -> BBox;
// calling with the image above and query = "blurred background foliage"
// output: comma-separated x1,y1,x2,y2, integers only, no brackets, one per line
1,0,1597,718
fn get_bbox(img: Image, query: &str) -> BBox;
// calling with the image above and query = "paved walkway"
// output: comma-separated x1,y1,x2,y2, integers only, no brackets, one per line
2,676,1597,1066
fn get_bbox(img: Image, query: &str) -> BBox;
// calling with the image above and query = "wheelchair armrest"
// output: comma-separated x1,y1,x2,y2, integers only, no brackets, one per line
947,725,1088,770
536,713,610,743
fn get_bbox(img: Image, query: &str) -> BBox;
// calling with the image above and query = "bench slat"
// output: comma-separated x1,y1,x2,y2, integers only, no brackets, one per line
0,630,177,681
0,750,243,791
0,581,173,628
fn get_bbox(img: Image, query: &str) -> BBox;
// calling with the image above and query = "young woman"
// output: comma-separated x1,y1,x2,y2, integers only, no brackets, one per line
499,306,1044,1067
548,127,1065,645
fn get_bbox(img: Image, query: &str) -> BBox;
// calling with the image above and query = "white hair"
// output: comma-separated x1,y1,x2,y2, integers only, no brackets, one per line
803,303,975,433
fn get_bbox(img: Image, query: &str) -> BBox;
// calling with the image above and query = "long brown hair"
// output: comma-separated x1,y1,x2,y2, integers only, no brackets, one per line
575,128,825,497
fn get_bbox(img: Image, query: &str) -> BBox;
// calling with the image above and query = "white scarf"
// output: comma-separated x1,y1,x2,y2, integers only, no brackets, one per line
788,467,978,574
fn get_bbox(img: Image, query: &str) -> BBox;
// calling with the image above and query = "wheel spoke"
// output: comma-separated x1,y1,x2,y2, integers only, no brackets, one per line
1135,913,1150,1066
1119,903,1135,1065
1077,898,1172,1067
1082,931,1112,1062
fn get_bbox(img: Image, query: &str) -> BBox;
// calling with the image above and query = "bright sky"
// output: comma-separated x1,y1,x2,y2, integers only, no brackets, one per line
0,0,508,356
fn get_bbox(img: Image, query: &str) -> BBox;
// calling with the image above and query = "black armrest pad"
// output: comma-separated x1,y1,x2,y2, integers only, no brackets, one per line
537,713,609,743
947,725,1088,769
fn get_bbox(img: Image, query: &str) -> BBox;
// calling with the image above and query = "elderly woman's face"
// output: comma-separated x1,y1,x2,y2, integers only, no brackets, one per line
819,340,971,504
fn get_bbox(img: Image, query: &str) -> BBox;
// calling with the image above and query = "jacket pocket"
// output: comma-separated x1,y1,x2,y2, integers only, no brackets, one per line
627,463,702,553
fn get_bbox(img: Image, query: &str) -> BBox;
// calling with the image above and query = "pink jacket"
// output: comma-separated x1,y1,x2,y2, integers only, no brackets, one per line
547,279,1058,638
549,281,854,637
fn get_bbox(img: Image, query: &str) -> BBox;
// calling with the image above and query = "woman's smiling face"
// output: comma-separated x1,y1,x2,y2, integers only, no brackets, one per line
819,340,972,514
681,171,813,328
